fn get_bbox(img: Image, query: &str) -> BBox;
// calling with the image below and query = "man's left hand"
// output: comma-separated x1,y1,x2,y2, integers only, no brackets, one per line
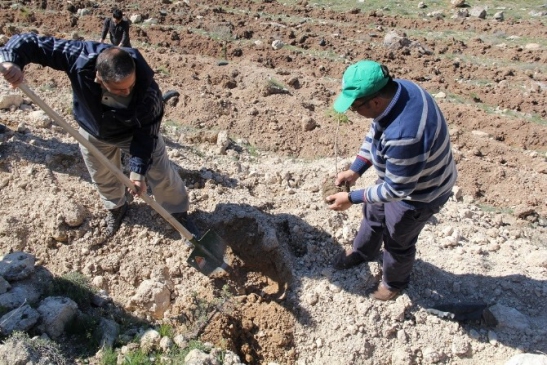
327,192,352,211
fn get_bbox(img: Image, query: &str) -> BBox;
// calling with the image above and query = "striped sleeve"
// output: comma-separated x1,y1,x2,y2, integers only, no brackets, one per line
364,83,457,204
349,124,374,175
0,33,84,72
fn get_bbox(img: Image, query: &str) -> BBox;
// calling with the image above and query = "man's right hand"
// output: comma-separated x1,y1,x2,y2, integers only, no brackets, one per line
129,179,147,197
335,169,359,188
1,62,24,88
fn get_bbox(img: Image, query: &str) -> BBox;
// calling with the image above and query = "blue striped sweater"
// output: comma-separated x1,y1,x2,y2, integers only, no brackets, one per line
349,80,457,207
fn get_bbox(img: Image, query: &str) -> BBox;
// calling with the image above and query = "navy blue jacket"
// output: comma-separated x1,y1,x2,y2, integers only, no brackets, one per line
101,18,131,47
0,33,163,175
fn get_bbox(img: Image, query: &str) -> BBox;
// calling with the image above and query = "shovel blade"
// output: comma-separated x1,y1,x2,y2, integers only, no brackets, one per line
187,230,230,276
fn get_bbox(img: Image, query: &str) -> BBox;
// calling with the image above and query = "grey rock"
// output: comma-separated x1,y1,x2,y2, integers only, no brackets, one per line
489,303,531,331
0,304,40,335
0,276,10,294
37,296,79,339
0,252,35,281
0,281,41,309
470,7,487,19
98,317,119,349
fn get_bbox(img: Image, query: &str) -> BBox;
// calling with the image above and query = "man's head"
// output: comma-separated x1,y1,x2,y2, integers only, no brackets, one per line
112,9,123,23
333,60,391,113
96,47,136,96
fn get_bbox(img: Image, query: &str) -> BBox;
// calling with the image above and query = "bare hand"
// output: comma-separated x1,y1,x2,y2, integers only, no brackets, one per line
327,191,352,211
1,62,24,88
335,169,359,188
129,179,147,197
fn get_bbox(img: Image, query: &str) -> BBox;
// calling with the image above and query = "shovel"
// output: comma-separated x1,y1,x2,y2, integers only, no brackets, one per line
0,65,230,276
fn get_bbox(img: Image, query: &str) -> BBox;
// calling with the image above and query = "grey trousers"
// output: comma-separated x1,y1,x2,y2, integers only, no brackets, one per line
79,128,189,213
353,200,442,290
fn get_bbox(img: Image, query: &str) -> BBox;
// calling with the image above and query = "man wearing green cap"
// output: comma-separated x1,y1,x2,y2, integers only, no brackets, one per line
327,60,457,301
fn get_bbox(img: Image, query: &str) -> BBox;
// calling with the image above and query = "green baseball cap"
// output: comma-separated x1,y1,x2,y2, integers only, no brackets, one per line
333,60,390,113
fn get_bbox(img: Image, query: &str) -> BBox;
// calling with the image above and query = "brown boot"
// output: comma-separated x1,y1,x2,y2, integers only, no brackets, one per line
370,282,400,301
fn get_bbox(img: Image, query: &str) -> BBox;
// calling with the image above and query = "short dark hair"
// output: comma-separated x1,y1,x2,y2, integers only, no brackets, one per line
112,9,123,20
375,66,396,98
96,47,135,83
377,78,397,98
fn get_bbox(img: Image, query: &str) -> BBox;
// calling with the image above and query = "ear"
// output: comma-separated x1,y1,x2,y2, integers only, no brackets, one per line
369,96,382,110
95,71,105,86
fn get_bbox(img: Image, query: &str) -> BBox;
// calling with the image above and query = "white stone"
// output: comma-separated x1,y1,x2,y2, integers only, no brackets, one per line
272,40,284,50
505,354,547,365
140,329,161,353
0,94,24,109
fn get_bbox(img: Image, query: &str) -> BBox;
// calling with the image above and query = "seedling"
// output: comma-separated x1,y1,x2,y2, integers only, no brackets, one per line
210,23,233,62
321,109,350,202
323,107,350,173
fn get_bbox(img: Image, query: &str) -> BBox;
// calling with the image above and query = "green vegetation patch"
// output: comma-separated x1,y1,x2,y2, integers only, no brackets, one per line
47,271,97,308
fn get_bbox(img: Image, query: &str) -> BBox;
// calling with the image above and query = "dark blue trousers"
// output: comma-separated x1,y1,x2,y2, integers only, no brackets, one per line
353,200,442,290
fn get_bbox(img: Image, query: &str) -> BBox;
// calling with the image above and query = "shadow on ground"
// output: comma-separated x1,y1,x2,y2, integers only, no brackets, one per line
195,203,547,361
0,132,86,178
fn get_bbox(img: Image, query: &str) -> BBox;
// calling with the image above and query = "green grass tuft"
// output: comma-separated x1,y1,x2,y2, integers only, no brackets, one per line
47,272,97,308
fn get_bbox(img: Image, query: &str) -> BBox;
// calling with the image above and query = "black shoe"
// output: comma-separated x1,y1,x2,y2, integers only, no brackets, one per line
0,124,6,134
172,212,201,238
105,202,128,237
333,249,366,270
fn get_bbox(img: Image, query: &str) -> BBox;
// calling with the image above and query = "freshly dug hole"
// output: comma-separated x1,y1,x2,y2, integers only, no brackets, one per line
196,203,298,364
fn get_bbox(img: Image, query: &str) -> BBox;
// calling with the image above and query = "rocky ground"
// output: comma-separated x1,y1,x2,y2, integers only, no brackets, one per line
0,0,546,364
